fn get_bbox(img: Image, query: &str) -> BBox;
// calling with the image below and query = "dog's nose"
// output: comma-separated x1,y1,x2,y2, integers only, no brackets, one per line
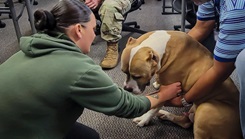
124,86,133,92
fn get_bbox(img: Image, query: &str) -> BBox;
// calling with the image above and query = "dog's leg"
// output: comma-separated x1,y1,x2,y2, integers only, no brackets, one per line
157,109,193,128
153,74,160,89
153,81,160,89
133,108,160,127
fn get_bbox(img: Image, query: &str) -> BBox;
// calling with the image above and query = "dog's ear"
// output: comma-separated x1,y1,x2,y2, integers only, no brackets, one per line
121,37,137,73
147,50,159,67
121,47,130,73
126,37,137,47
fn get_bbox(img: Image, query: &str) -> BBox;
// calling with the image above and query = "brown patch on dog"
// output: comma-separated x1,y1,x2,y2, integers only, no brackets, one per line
121,32,155,73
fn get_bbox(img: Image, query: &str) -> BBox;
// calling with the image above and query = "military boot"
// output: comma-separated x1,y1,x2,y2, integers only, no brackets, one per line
100,42,119,69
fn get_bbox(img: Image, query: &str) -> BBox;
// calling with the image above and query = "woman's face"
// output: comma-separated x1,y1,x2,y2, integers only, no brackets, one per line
77,13,96,54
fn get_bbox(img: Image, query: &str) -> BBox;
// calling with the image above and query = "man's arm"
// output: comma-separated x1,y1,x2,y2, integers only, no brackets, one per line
184,59,235,103
188,19,215,42
164,18,235,106
163,60,235,107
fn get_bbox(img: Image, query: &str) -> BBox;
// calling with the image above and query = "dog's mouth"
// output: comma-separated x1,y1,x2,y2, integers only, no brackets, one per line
123,81,150,94
124,86,143,94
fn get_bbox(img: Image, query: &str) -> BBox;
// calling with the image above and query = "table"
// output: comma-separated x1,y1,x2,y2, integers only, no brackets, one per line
0,0,36,41
162,0,187,32
180,0,186,32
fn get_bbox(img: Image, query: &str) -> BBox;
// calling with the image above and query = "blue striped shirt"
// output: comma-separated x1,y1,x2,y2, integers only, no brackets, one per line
197,0,245,62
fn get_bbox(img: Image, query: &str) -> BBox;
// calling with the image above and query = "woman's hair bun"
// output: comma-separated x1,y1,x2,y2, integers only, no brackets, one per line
34,9,56,31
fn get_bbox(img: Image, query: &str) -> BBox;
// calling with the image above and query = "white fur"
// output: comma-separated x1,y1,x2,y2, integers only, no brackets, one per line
129,30,171,69
133,108,160,127
123,78,141,94
152,81,160,89
158,110,175,121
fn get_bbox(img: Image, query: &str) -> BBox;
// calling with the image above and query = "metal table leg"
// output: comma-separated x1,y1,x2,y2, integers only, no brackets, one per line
25,0,36,34
180,0,186,32
0,0,36,41
7,0,22,41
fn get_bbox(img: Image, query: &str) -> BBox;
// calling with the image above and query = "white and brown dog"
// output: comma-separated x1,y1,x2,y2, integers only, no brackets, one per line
121,30,242,139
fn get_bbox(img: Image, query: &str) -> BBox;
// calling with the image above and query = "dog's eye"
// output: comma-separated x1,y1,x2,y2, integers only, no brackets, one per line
132,76,141,80
122,70,129,74
151,72,155,76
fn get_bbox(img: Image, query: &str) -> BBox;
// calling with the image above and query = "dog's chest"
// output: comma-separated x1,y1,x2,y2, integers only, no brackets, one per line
129,30,171,65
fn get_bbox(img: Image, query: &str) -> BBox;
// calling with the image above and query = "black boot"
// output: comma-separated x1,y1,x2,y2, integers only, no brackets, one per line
0,20,6,28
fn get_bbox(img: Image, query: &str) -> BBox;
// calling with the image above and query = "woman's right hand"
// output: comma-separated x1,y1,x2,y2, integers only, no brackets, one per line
146,82,182,109
164,96,183,107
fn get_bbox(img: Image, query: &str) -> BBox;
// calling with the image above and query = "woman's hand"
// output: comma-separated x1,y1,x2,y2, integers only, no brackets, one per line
164,96,183,107
146,82,182,109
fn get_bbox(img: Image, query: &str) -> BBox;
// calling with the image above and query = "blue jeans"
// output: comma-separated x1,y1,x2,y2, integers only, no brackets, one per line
235,49,245,138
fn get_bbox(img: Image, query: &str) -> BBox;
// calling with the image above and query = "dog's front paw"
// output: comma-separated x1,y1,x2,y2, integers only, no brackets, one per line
153,81,160,89
133,115,151,127
132,109,159,127
157,110,174,121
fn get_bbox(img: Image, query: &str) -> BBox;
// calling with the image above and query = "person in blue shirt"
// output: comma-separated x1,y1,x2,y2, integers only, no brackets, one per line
159,0,245,137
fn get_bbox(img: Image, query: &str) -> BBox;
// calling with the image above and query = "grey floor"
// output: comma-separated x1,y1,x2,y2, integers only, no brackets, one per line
0,0,240,139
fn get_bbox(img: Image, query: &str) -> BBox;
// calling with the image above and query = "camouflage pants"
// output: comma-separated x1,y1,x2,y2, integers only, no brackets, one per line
98,0,132,42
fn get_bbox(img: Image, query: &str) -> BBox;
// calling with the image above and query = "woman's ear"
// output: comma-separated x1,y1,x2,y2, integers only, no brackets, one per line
75,24,83,39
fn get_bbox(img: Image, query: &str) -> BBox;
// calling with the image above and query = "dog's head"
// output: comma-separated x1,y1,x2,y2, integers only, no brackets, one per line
121,37,160,94
122,30,214,96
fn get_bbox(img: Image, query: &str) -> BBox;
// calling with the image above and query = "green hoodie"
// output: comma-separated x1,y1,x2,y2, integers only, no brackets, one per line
0,32,150,139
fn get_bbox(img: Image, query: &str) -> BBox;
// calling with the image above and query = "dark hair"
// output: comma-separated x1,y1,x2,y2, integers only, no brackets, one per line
34,0,92,32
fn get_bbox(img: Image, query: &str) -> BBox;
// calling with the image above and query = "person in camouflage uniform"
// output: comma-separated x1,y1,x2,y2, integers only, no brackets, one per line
83,0,133,69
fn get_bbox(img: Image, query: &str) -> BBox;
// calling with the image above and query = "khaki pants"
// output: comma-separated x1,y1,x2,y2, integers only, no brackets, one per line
81,0,132,42
99,0,131,42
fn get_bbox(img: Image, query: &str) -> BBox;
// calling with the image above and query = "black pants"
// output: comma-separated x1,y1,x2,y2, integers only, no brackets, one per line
65,122,100,139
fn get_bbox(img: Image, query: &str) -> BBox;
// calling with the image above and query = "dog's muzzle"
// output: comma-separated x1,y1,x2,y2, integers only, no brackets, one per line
124,86,134,92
